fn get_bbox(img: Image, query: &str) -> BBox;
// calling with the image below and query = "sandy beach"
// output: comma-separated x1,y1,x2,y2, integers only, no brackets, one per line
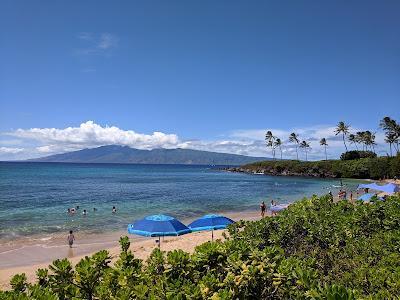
0,210,261,290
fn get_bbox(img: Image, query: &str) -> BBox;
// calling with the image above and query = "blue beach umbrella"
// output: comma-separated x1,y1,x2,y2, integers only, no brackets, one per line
270,204,289,213
127,214,191,247
188,214,234,241
358,193,383,201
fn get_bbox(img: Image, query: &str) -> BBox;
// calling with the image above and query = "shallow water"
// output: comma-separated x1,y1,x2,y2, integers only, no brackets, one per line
0,162,359,241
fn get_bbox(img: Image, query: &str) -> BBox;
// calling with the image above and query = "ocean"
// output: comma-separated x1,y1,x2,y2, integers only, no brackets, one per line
0,162,358,241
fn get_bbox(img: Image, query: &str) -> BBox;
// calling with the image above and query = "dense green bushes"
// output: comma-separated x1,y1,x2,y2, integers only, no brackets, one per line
1,195,400,299
237,154,400,179
340,151,377,161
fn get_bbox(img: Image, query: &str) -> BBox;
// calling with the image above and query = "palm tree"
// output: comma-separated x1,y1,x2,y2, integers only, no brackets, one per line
348,134,358,150
380,117,399,155
356,131,366,151
380,116,397,132
363,131,377,153
274,138,283,160
289,132,300,160
385,133,396,156
320,138,328,160
299,140,310,161
265,131,276,160
335,121,350,152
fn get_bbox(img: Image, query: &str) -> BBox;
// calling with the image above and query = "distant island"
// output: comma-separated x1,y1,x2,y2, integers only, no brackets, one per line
27,145,270,165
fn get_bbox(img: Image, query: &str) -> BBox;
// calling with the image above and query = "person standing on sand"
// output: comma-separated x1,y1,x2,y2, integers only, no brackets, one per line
260,201,266,218
67,230,75,248
350,191,353,201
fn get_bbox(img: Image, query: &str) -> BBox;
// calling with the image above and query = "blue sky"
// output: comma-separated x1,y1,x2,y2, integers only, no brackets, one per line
0,1,399,160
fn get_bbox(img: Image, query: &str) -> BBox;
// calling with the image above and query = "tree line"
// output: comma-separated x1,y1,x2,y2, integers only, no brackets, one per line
265,116,400,161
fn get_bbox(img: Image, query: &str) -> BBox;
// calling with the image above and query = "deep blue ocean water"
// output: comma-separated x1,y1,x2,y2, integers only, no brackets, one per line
0,162,358,240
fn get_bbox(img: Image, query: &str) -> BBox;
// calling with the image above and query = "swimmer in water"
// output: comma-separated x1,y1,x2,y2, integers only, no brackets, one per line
112,206,117,213
82,209,87,216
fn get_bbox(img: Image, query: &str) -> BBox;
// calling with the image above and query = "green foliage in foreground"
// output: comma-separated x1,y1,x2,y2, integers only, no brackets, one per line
241,154,400,179
1,196,400,299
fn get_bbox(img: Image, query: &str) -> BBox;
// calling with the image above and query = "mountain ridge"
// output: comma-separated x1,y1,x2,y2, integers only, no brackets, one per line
27,145,270,165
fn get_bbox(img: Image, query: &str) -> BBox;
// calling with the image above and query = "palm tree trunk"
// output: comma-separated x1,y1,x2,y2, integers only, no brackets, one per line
280,146,282,160
296,146,299,160
342,134,348,151
324,145,327,160
305,149,308,161
389,143,392,157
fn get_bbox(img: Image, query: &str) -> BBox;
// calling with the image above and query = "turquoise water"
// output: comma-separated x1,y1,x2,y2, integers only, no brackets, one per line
0,162,357,240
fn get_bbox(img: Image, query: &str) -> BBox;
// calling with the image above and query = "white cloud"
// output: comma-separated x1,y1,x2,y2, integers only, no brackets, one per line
0,147,24,154
77,32,93,41
11,121,179,150
0,121,393,161
98,33,118,49
76,32,118,56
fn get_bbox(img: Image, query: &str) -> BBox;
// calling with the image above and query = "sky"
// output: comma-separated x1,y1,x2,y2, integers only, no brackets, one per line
0,1,399,160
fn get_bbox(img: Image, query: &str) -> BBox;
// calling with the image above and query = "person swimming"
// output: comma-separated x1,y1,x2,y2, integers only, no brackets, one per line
82,209,87,216
112,206,117,213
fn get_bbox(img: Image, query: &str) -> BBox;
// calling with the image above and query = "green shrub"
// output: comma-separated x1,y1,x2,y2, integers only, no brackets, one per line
340,150,377,160
239,155,400,179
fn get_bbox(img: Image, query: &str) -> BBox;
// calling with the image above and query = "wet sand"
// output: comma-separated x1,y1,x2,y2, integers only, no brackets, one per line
0,210,262,290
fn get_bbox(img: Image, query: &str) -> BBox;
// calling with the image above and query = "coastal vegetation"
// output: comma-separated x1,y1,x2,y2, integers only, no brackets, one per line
1,194,400,299
229,153,400,179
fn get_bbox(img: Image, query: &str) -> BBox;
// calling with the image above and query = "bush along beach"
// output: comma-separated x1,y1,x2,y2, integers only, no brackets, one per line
1,194,399,299
228,153,400,179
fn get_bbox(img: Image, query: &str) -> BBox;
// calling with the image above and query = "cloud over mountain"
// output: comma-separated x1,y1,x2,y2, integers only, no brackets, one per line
0,121,390,161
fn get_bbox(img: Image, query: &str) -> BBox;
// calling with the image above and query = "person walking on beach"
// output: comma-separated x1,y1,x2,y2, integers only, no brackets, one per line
67,230,75,248
270,199,277,216
260,201,266,218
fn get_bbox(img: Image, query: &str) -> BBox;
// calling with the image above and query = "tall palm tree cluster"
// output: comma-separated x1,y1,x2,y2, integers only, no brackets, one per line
347,131,377,152
265,131,310,161
265,116,399,161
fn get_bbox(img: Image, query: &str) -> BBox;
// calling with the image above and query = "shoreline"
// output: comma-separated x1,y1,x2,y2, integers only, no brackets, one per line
0,210,262,290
